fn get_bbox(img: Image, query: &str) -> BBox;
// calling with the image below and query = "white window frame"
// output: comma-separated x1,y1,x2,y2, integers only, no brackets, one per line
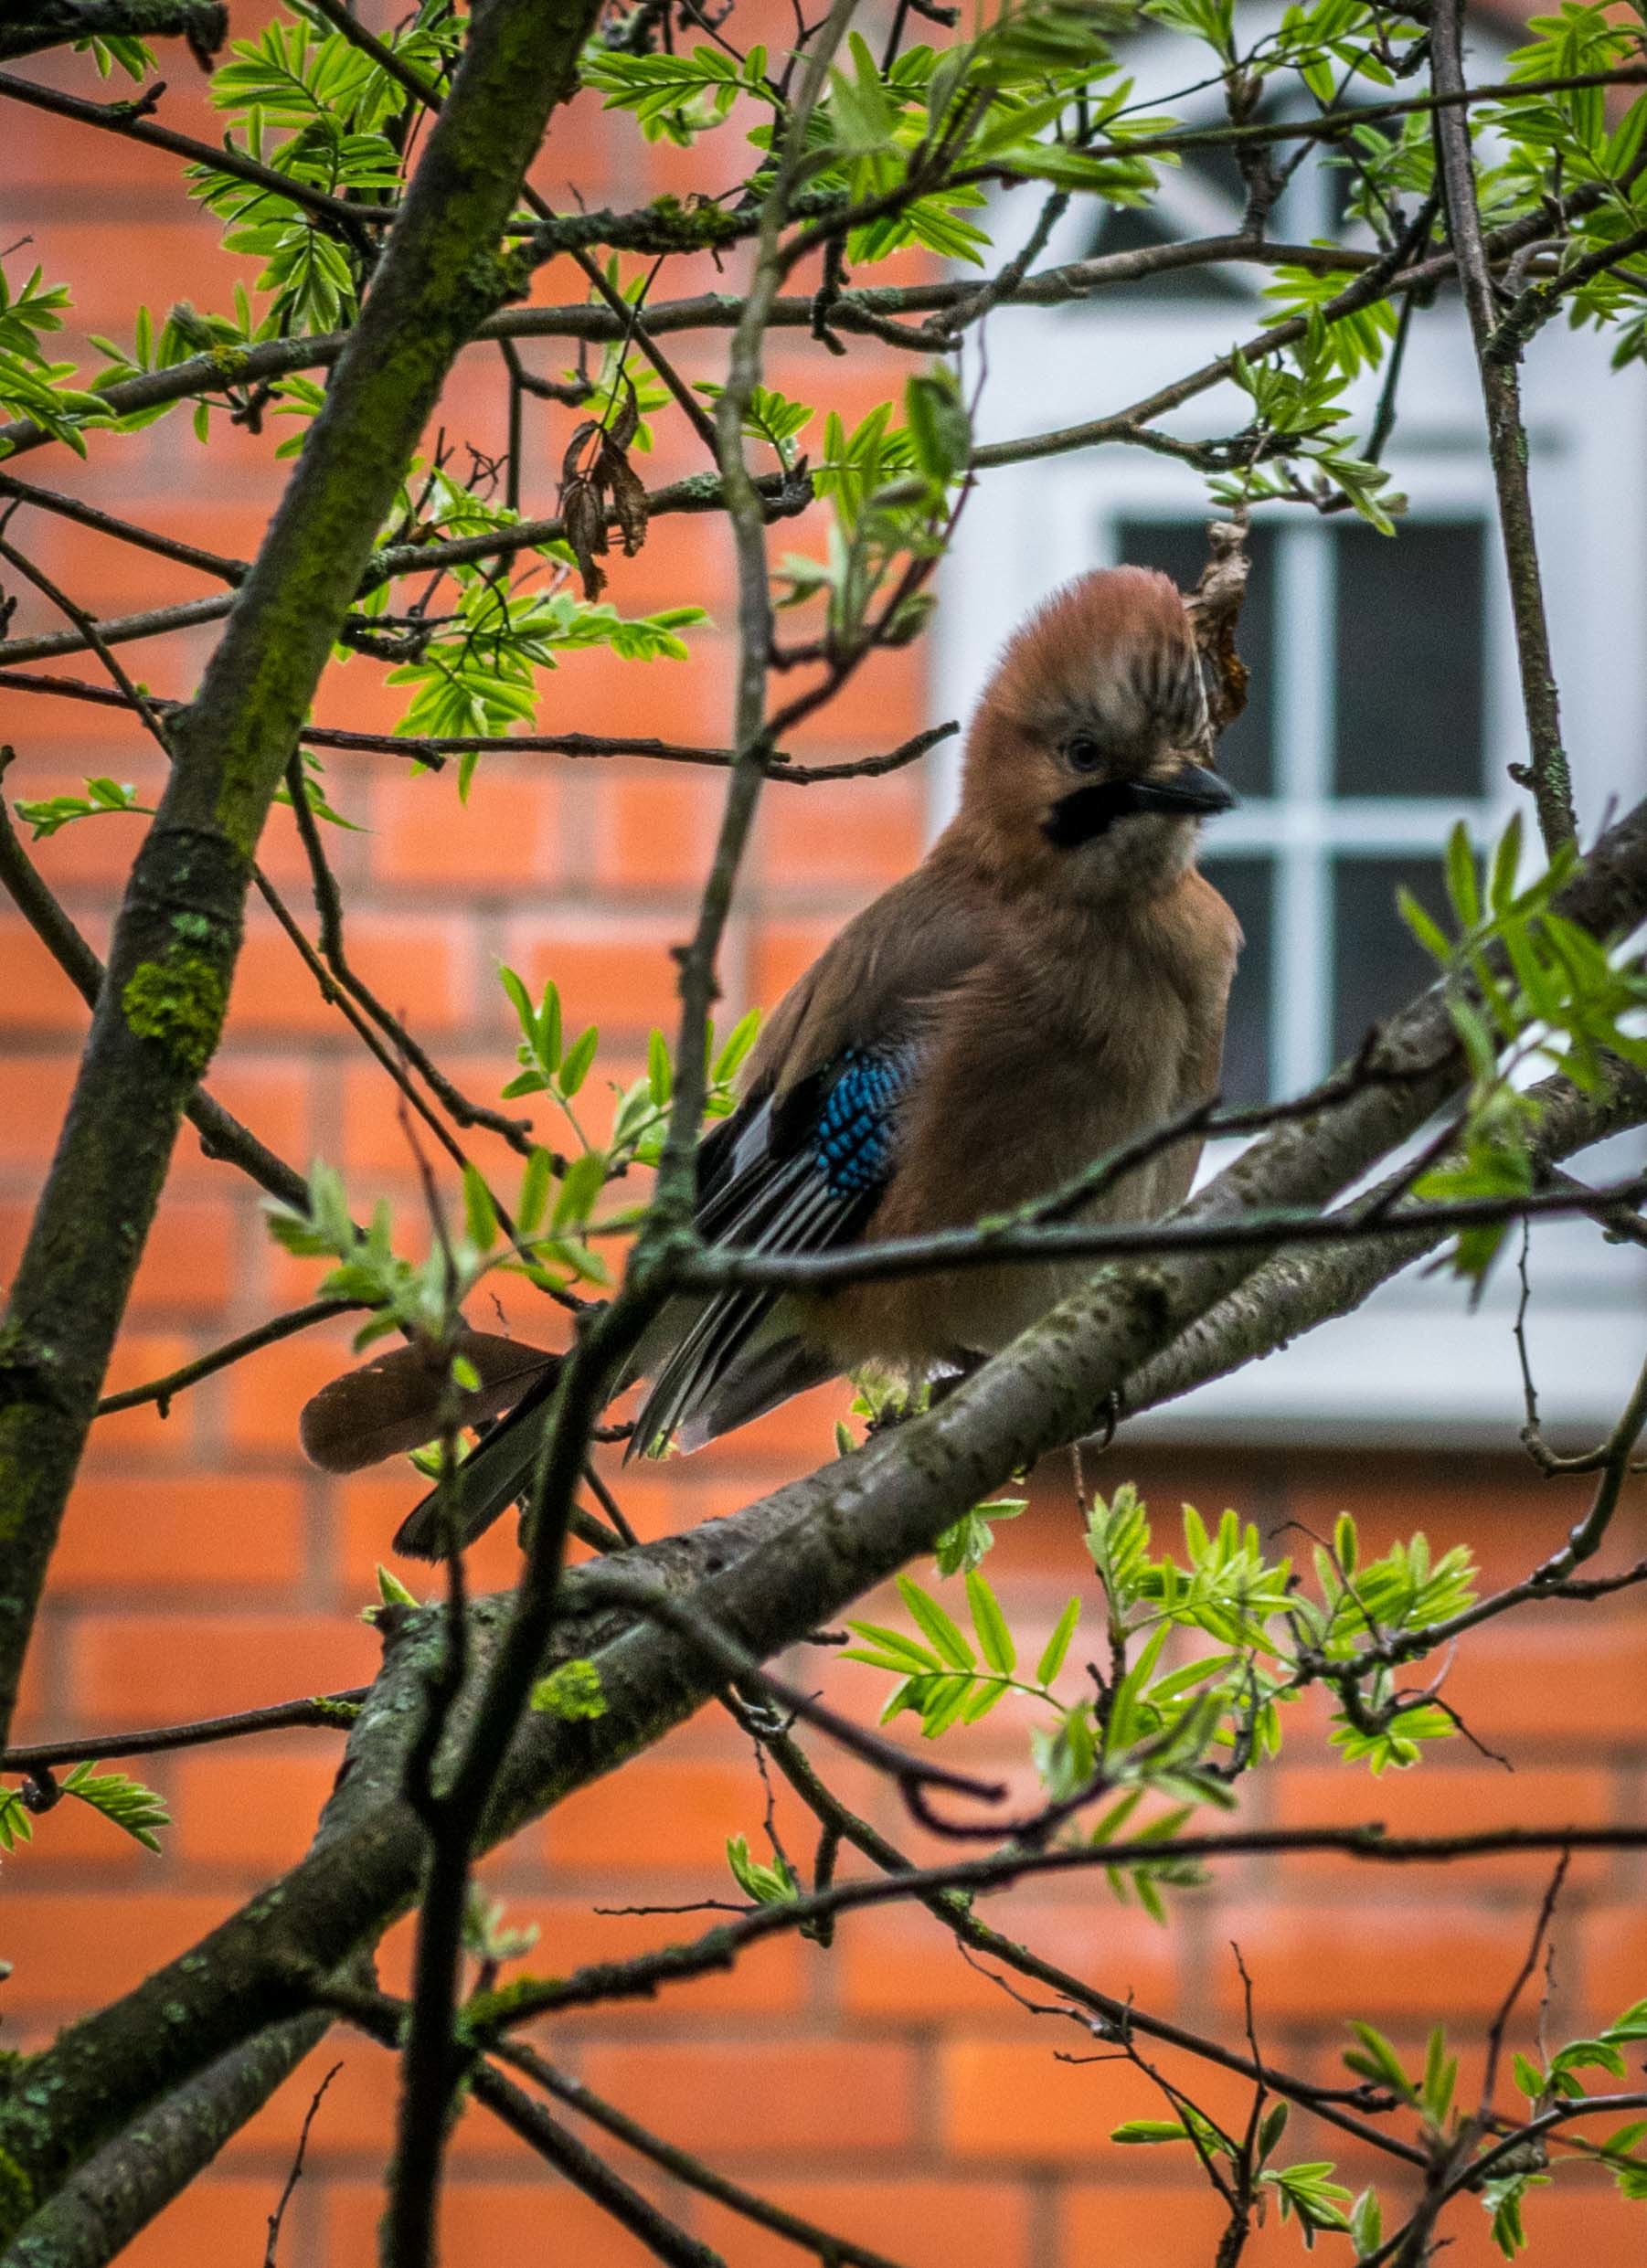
933,13,1647,1440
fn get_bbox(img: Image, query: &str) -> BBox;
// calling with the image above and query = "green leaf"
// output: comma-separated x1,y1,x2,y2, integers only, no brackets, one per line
1397,885,1452,964
919,1671,980,1737
1421,2024,1457,2126
1110,2118,1190,2144
712,1007,761,1083
1603,1998,1647,2042
377,1563,419,1607
843,1617,942,1675
931,1496,1024,1575
1350,2188,1382,2259
896,1573,975,1669
517,1147,553,1235
1445,820,1481,928
560,1024,599,1097
550,1150,607,1231
1489,811,1525,915
1258,2100,1290,2162
1036,1595,1082,1687
645,1029,672,1108
13,779,153,841
965,1569,1015,1675
462,1164,499,1251
499,962,535,1035
59,1762,170,1853
903,366,971,482
537,980,563,1072
1343,2021,1415,2100
725,1832,798,1904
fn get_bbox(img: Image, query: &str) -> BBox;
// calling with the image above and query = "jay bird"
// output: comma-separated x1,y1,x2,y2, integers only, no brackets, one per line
300,565,1240,1555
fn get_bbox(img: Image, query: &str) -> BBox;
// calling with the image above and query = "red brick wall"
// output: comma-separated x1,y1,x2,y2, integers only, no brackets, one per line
4,13,1646,2266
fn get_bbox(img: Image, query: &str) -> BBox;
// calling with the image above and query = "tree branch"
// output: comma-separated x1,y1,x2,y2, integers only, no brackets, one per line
0,0,223,64
1120,1061,1647,1424
0,670,957,782
676,1168,1647,1297
0,0,605,1749
1431,0,1578,854
0,751,312,1212
0,67,384,248
0,1688,367,1773
92,1299,369,1418
0,2016,330,2268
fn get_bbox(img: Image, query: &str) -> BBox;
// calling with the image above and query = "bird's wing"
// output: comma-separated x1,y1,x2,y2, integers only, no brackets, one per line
628,1040,917,1457
627,867,993,1458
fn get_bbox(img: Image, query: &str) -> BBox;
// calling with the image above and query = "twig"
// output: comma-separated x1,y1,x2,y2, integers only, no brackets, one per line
675,1168,1647,1296
94,1298,369,1416
1431,0,1578,855
0,0,225,67
1525,1348,1647,1574
0,465,814,668
303,0,443,110
263,2061,342,2268
1482,1856,1568,2114
1488,220,1647,368
0,67,385,251
567,238,722,457
0,527,173,754
575,1569,1008,1807
0,749,312,1212
0,667,957,783
491,2033,919,2268
469,2060,724,2268
320,1980,725,2268
0,469,247,584
469,1821,1647,2042
1,167,1638,471
283,755,536,1156
0,1688,367,1772
249,866,556,1307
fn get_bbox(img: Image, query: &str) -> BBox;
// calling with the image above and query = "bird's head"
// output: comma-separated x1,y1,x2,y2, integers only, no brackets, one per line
959,566,1235,902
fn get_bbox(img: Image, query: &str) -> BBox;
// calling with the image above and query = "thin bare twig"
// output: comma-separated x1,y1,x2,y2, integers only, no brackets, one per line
1431,0,1578,854
94,1298,369,1416
263,2061,342,2268
0,1689,367,1773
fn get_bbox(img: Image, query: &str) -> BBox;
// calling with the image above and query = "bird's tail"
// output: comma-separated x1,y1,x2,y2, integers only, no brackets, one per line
628,1309,836,1460
391,1361,563,1559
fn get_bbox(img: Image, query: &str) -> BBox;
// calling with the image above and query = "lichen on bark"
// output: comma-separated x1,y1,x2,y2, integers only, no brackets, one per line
119,952,228,1082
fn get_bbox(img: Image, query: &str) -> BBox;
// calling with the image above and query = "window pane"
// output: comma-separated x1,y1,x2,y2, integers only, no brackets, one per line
1201,854,1273,1106
1117,517,1278,797
1331,854,1448,1064
1333,522,1486,799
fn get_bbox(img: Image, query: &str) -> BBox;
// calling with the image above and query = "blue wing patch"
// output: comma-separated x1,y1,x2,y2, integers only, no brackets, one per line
628,1041,915,1457
813,1047,905,1197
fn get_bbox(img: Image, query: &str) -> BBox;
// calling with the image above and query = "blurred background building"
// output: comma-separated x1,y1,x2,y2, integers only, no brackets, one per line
3,4,1646,2264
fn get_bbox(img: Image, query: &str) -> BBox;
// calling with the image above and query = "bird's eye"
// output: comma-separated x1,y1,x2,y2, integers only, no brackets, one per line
1064,734,1105,773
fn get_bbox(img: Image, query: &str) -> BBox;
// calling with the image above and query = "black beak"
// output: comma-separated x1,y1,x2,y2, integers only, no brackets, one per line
1127,764,1238,819
1042,763,1238,850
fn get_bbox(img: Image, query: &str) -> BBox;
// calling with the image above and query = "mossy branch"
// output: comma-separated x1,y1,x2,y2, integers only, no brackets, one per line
0,0,603,1750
